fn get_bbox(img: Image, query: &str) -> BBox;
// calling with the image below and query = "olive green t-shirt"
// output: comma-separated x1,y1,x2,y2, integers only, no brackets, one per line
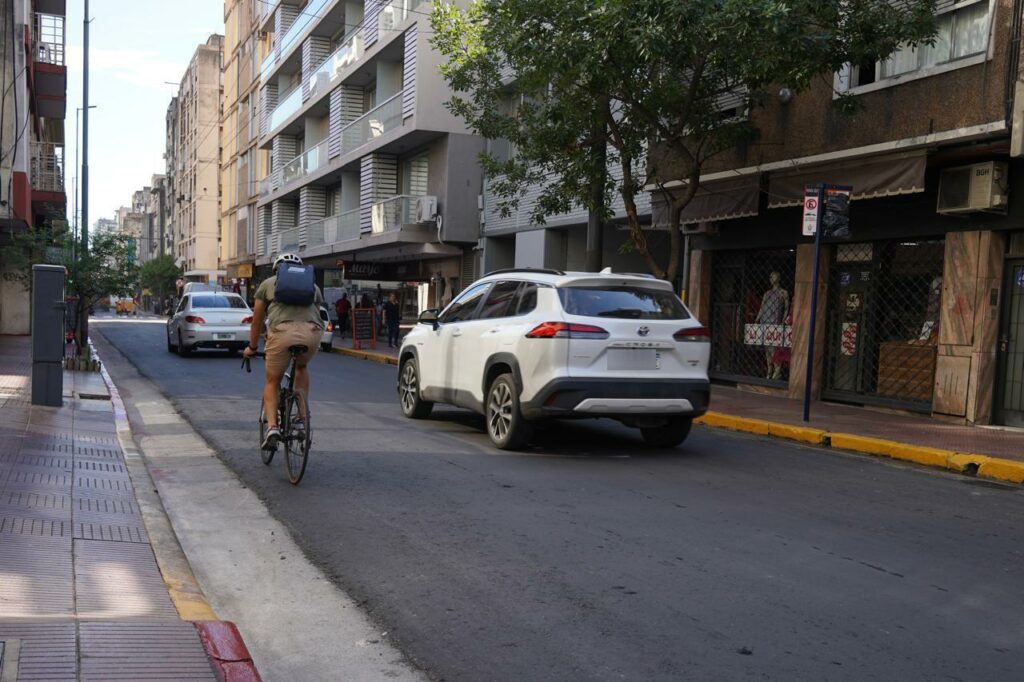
254,275,325,329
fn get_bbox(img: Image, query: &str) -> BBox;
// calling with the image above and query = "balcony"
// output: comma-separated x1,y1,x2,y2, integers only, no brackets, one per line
32,13,67,119
305,209,361,248
340,91,404,158
261,0,332,83
281,139,329,186
30,142,65,194
33,12,65,66
267,85,303,134
306,30,364,103
371,195,417,233
279,225,301,252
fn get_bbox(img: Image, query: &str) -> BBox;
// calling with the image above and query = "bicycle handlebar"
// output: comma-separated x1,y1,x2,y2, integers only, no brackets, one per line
241,351,266,373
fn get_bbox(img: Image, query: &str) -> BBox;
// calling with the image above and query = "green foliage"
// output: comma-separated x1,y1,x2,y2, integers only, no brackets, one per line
431,0,938,280
139,254,181,299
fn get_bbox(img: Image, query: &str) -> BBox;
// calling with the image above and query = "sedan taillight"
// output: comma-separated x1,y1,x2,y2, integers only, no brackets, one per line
185,315,206,324
326,322,333,332
526,322,609,339
674,326,710,342
242,316,253,324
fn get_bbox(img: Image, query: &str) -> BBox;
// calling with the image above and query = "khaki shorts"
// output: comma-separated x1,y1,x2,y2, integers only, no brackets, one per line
265,321,322,375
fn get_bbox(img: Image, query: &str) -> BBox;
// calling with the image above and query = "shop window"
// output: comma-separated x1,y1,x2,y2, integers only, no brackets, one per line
709,249,797,386
824,240,945,411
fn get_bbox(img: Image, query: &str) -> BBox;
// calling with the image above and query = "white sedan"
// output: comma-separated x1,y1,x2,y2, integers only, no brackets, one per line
167,291,252,356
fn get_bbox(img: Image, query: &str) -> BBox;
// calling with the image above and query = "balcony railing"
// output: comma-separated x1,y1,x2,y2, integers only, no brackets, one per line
340,91,404,157
33,13,65,66
307,30,364,102
267,85,303,133
279,226,301,252
371,195,417,233
30,142,64,193
281,139,328,186
260,171,280,197
378,0,424,34
261,0,331,82
305,209,361,248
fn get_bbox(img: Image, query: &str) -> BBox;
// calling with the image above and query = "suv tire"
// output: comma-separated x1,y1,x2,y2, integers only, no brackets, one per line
167,329,175,353
486,373,533,450
177,331,191,357
399,358,433,419
641,416,693,448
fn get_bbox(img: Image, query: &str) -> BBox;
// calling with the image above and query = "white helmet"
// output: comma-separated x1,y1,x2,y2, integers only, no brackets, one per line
273,252,303,269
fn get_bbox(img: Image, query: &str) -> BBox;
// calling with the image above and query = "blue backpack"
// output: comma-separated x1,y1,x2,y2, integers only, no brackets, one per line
274,263,316,306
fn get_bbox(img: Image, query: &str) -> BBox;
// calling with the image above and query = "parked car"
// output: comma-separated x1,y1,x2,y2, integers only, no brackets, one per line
397,268,711,450
167,291,252,356
318,307,334,352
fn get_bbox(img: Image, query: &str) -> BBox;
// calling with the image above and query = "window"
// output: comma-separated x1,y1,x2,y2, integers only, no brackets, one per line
176,297,188,314
191,295,249,309
558,286,690,320
439,283,490,324
844,0,991,89
401,152,429,196
515,283,538,316
478,281,522,320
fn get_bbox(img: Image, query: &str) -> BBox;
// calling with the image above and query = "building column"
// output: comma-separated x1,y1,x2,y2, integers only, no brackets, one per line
302,35,332,102
686,249,711,325
359,153,397,232
259,84,279,139
330,85,364,159
787,243,830,401
275,4,300,59
298,186,327,246
271,135,298,174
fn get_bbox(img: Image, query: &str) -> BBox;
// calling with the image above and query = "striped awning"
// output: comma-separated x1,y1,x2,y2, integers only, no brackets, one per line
651,175,761,227
767,150,927,208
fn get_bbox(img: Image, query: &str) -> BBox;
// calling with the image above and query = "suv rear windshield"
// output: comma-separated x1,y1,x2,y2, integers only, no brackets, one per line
191,295,248,309
558,285,690,320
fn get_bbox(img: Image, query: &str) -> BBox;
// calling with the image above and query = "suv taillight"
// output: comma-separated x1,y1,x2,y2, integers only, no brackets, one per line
242,315,253,324
185,315,206,324
674,326,710,342
526,322,609,339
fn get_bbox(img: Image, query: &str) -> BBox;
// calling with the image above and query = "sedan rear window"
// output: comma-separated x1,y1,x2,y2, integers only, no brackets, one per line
558,286,690,320
191,295,248,310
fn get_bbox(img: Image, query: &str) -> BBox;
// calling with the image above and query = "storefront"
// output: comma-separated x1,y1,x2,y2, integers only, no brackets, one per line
709,248,797,388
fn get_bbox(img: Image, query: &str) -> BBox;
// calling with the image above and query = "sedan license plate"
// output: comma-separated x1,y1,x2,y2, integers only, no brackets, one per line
608,348,659,370
215,333,235,340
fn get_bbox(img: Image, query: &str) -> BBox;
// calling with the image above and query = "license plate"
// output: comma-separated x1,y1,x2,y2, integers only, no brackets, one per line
215,333,235,340
608,349,659,370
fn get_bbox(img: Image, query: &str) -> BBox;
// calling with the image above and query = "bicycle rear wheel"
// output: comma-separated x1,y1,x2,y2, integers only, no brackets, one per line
283,392,311,485
259,400,275,465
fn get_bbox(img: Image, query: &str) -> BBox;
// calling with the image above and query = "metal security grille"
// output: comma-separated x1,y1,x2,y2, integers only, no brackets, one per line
823,239,945,411
709,249,797,387
996,259,1024,426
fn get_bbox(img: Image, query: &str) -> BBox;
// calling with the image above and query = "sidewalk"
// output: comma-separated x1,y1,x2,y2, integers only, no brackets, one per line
0,335,258,680
330,332,399,364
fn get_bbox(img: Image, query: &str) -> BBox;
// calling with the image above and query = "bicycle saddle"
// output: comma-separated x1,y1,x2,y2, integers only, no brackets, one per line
288,344,309,355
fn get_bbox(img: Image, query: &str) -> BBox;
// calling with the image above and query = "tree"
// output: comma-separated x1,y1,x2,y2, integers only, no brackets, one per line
139,254,181,301
431,0,938,281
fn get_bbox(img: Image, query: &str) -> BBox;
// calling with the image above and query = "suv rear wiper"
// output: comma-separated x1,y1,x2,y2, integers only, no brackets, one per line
596,308,645,318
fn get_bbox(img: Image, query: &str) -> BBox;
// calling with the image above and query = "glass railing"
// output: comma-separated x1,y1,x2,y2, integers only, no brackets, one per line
281,139,328,186
268,86,303,133
377,0,424,34
279,226,301,252
261,0,331,82
340,92,404,157
371,195,417,233
305,209,362,247
259,171,280,197
307,30,364,102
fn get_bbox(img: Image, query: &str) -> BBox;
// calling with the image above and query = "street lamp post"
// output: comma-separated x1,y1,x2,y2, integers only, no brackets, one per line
73,105,97,253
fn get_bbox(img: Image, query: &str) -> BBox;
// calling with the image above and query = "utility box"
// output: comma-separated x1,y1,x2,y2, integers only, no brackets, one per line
31,264,66,406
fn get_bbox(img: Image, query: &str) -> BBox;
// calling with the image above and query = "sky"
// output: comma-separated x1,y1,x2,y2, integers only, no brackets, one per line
65,0,224,229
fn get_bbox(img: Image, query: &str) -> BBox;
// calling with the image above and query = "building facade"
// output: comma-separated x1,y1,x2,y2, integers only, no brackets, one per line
168,34,225,284
0,0,67,334
220,0,269,299
649,0,1024,426
256,0,485,317
146,174,168,261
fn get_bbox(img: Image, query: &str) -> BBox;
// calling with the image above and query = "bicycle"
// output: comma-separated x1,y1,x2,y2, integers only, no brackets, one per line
242,345,312,485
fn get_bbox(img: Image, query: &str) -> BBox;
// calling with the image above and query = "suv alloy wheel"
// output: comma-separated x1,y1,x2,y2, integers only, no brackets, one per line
486,373,533,450
399,358,433,419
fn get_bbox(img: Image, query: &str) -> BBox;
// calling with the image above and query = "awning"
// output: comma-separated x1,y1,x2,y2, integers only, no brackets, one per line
767,150,927,208
651,175,760,227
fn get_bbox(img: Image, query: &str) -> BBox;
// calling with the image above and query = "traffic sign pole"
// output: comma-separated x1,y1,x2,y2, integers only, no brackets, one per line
803,185,824,423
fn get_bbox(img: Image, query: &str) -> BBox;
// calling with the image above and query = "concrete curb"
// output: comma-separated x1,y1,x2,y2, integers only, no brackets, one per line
694,411,1024,485
331,344,399,365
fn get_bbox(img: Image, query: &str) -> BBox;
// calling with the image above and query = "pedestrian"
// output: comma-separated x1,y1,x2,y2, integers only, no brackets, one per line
335,292,351,338
383,292,401,348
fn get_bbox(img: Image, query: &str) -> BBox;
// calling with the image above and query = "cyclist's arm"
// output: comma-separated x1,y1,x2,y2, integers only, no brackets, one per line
248,298,267,351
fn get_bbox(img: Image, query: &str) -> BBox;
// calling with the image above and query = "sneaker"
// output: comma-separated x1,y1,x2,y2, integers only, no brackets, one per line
262,426,282,450
291,416,306,438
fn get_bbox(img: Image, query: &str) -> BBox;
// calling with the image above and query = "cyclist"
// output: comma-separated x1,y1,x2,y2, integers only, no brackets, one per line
244,253,326,450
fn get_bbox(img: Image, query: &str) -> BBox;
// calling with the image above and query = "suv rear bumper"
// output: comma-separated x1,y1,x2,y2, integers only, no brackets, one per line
521,378,710,420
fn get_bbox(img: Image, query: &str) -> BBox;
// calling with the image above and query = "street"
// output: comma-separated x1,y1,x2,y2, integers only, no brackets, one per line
96,318,1024,682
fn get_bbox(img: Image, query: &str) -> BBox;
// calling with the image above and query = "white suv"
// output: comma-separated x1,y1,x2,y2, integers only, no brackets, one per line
397,268,711,450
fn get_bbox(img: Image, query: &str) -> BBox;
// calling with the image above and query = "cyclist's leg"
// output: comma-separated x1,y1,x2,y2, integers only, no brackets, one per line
263,367,285,428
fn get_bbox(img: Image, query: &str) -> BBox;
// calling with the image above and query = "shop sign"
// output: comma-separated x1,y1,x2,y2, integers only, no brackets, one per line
802,187,820,236
744,323,793,348
237,264,253,278
351,308,377,350
336,260,420,281
841,322,858,356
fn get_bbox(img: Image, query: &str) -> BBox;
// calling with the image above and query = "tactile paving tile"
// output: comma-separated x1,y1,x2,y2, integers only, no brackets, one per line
73,540,179,620
79,621,216,680
3,469,72,493
74,459,127,475
0,622,77,681
0,451,73,469
0,515,70,537
0,535,74,618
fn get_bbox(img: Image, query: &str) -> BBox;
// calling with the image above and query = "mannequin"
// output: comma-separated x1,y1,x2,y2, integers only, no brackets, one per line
756,271,789,379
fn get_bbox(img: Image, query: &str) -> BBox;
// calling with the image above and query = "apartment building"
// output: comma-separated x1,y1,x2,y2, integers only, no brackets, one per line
146,174,169,261
116,201,147,265
168,34,225,284
256,0,485,316
0,0,67,334
221,0,269,299
651,0,1024,426
93,217,117,239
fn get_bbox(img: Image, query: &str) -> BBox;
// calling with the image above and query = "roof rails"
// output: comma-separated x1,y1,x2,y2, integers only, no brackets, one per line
485,267,566,277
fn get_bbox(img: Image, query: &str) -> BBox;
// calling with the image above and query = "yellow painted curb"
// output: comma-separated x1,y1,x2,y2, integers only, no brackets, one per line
696,412,772,435
946,453,991,473
767,422,828,445
829,433,953,469
977,458,1024,484
331,346,399,365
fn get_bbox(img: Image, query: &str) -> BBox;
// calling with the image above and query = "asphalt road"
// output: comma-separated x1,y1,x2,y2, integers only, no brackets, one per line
96,318,1024,682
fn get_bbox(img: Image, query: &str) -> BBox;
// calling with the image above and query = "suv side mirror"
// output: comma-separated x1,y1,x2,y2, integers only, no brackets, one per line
419,309,439,330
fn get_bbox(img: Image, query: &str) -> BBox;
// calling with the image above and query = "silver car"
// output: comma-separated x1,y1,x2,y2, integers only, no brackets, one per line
167,291,252,356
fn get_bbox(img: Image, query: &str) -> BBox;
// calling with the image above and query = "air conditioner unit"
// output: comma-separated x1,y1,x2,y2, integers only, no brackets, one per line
415,195,438,223
937,161,1009,215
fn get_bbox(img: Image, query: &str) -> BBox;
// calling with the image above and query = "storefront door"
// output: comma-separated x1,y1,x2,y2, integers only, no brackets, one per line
996,259,1024,427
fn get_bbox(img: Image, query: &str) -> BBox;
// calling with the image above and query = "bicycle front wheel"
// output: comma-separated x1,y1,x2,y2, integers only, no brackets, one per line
259,400,275,465
283,392,310,485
